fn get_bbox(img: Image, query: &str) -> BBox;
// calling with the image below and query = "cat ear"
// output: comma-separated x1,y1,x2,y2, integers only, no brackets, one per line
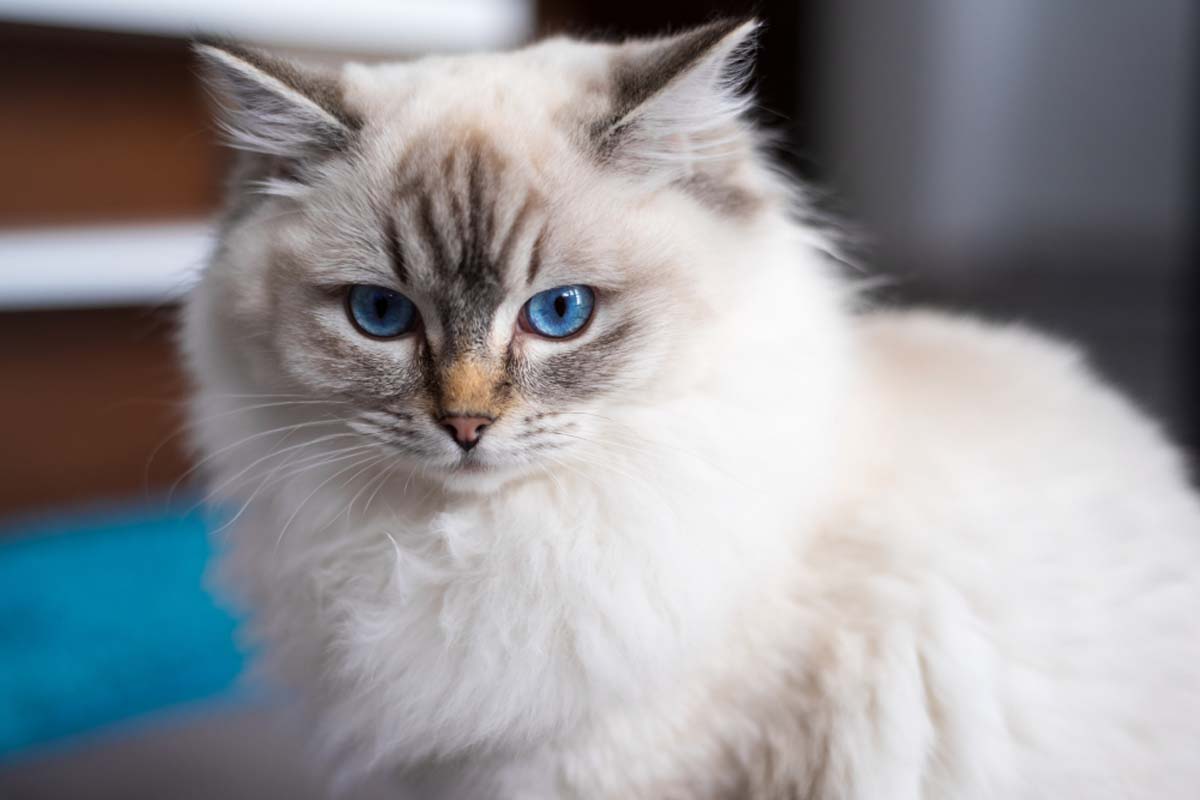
194,40,358,162
597,18,761,174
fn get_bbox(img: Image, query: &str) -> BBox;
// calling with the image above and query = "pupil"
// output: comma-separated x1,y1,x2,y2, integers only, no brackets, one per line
554,295,568,317
373,296,389,319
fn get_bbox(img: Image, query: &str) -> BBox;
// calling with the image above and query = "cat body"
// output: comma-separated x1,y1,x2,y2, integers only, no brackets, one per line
184,21,1200,798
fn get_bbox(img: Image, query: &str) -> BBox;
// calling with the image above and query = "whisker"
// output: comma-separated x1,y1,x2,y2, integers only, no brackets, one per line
182,428,359,508
169,418,346,501
195,445,377,534
274,453,386,549
533,437,687,510
146,399,350,492
538,437,650,487
212,440,378,507
535,455,570,496
338,458,397,525
551,419,759,495
362,463,401,518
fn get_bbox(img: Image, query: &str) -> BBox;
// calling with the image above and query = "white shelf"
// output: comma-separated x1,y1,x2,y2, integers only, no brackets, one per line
0,0,533,53
0,221,212,309
0,1,535,309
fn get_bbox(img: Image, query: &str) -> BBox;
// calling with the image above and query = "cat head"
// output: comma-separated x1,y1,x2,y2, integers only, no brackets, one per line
187,20,847,494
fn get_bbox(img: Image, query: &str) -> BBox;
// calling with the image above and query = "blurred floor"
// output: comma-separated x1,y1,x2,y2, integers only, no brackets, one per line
0,701,335,800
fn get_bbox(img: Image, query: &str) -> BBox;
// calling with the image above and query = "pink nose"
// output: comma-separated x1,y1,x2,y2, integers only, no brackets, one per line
439,415,493,451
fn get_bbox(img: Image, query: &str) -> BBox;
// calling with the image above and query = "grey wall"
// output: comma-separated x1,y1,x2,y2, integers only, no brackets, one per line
818,0,1197,445
824,0,1196,256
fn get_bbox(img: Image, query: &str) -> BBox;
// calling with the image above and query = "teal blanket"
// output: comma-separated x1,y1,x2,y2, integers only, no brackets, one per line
0,502,245,758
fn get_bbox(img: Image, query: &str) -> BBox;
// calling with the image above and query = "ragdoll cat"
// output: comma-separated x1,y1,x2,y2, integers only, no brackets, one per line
183,18,1200,799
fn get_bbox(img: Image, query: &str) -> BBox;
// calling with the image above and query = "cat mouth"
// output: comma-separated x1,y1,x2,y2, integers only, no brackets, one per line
438,453,517,494
451,455,492,474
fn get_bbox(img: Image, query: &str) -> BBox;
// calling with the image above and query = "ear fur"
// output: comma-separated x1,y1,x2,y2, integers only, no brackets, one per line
597,18,761,174
194,40,359,164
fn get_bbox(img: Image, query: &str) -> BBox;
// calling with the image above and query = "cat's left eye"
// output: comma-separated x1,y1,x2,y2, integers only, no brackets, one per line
346,284,418,338
520,285,595,339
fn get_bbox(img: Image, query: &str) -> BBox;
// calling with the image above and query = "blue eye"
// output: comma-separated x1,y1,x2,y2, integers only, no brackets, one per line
346,284,418,338
522,285,595,339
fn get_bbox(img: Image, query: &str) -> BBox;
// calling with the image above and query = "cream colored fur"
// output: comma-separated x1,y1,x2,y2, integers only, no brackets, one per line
183,23,1200,799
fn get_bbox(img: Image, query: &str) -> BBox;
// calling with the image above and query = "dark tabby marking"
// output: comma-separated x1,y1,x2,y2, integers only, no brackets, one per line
386,134,640,413
678,172,762,218
386,215,408,283
395,136,522,353
525,226,547,286
497,194,542,285
414,193,454,279
513,320,640,402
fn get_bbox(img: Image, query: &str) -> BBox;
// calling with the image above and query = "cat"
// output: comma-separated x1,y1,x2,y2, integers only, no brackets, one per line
182,18,1200,799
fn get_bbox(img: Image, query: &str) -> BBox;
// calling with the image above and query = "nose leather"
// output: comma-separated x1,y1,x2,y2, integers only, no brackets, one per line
439,415,493,451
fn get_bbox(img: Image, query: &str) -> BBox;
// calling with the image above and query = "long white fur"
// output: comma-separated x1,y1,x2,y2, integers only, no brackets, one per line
184,26,1200,800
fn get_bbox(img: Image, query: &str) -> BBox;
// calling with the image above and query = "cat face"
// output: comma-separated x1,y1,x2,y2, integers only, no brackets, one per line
185,24,854,773
190,20,824,492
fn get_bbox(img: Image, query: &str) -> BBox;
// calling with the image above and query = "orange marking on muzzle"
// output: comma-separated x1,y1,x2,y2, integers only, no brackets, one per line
439,358,509,417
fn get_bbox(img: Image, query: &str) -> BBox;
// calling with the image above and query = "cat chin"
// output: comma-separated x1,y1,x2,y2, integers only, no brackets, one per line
434,462,526,494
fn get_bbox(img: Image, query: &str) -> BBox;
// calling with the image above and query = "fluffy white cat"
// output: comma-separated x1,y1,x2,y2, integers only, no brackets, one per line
182,19,1200,799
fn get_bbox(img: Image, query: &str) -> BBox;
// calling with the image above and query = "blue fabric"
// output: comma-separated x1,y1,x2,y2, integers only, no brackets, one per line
0,502,245,758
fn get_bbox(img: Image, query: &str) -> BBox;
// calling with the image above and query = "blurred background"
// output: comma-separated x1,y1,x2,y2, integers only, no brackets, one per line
1,1,1196,797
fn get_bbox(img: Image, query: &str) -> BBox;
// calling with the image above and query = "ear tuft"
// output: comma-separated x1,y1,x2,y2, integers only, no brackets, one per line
194,39,358,161
598,18,762,173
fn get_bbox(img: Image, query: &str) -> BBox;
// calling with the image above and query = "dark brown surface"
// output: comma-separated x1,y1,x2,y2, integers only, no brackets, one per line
0,23,224,228
0,306,189,520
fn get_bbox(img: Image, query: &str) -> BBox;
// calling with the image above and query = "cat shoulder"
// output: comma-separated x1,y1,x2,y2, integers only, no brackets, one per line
850,308,1182,473
855,307,1087,392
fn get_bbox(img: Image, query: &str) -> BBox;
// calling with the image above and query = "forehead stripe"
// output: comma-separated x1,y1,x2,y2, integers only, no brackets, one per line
462,146,495,284
491,191,539,280
386,214,408,283
393,137,551,318
416,192,452,273
526,225,546,287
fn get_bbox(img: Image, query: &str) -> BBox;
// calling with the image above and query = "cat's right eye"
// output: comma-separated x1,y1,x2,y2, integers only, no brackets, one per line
346,285,419,339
